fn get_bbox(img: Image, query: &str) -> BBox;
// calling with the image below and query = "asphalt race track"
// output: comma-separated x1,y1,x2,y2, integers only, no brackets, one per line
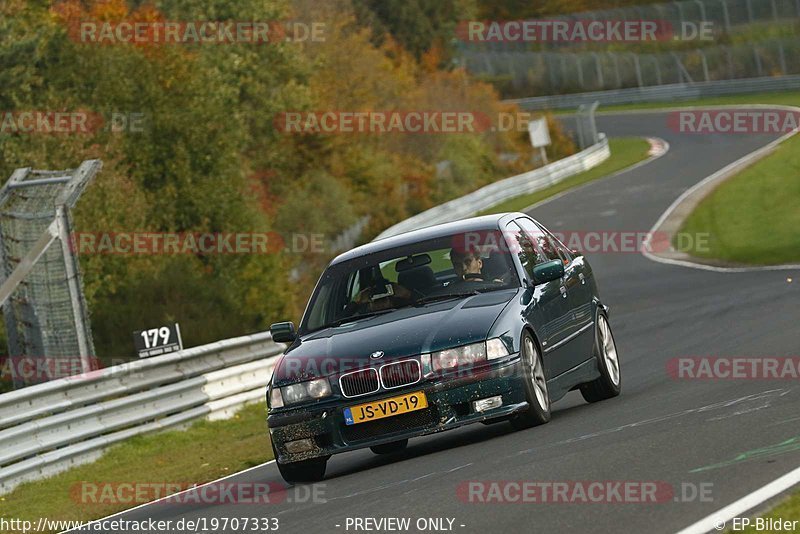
75,110,800,534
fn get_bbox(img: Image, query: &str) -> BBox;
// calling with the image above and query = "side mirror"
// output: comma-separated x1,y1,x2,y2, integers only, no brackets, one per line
531,259,565,285
270,321,297,343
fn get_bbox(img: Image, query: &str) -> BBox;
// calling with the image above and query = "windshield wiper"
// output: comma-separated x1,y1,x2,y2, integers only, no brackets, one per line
412,290,481,307
325,309,396,328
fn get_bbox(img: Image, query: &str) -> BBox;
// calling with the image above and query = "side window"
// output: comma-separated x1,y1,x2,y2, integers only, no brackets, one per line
506,221,541,278
535,221,573,265
516,218,559,263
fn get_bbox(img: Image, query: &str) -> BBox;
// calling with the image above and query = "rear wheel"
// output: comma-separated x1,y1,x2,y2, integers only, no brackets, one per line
370,439,408,455
511,332,551,430
580,312,621,403
272,442,328,483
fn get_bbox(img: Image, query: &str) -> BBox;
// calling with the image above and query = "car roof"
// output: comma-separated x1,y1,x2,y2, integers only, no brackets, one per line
330,212,528,265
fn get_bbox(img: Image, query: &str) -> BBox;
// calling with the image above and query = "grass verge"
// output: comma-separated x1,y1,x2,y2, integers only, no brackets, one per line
478,137,652,215
678,133,800,265
742,494,800,533
0,402,272,530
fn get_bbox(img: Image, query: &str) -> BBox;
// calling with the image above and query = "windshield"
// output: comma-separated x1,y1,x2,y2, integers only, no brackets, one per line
300,230,520,334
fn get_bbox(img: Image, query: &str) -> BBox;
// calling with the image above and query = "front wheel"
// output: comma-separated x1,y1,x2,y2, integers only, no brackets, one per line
580,312,621,403
511,332,551,430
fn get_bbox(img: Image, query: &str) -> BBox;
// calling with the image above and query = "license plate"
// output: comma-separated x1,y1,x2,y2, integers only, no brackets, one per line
343,391,428,426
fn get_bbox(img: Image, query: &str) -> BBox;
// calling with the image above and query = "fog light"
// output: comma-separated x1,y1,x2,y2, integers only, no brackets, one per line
473,396,503,412
285,438,315,454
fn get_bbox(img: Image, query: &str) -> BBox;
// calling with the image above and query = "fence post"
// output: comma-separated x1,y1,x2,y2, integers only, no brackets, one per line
592,53,604,88
753,45,763,76
778,43,787,75
719,0,731,32
633,53,644,87
576,104,587,149
56,207,92,371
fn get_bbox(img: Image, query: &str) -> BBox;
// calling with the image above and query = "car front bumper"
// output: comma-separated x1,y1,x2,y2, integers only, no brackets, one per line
267,356,527,464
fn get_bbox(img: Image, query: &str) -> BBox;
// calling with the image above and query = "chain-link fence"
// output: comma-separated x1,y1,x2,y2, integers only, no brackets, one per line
460,38,799,95
456,0,800,96
459,0,800,53
0,161,99,389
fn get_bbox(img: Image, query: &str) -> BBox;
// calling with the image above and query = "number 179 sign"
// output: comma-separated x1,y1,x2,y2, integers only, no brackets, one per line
133,323,183,358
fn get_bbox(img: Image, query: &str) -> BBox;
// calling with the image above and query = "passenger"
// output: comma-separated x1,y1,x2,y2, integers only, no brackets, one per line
353,279,412,312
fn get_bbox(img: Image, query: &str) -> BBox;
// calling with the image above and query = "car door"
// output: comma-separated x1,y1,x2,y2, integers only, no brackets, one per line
538,222,596,360
506,220,571,378
518,217,594,376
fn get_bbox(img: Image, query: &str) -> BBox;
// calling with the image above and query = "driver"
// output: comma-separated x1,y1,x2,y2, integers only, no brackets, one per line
450,248,485,282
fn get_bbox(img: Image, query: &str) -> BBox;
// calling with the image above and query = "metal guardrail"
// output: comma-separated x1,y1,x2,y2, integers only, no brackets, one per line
506,75,800,110
0,332,284,494
375,135,610,240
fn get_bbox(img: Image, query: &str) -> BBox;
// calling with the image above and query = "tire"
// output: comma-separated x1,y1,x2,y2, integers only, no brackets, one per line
370,439,408,455
511,331,551,430
272,442,328,483
580,312,621,403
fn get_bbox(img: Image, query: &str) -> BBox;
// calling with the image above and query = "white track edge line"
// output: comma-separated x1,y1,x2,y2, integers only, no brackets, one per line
675,464,800,534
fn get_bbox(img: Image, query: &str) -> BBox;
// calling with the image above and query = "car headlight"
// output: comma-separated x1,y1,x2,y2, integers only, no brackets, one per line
306,377,332,398
423,338,510,373
274,378,332,407
430,342,486,372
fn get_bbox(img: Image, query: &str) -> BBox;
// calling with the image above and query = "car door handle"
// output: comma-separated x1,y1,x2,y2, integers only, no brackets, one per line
560,285,567,298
